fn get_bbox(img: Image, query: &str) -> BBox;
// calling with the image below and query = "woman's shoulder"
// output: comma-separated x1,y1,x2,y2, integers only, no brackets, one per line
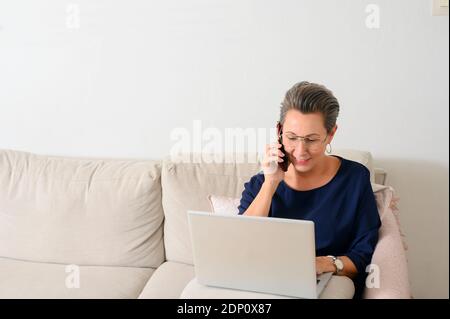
243,171,266,190
339,156,371,181
249,171,265,183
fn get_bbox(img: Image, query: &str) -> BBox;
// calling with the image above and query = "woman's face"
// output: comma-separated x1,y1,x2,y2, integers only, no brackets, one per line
281,110,336,174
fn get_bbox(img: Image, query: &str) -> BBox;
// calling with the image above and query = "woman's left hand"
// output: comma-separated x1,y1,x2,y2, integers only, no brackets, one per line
315,256,335,275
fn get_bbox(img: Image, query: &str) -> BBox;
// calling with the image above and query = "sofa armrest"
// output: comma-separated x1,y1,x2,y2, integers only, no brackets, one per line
363,211,411,299
374,167,387,185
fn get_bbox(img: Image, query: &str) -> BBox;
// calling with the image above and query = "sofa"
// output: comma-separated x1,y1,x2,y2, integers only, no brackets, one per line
0,149,411,298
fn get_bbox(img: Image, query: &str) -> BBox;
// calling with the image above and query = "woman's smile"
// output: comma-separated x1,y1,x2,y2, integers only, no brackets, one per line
294,158,311,165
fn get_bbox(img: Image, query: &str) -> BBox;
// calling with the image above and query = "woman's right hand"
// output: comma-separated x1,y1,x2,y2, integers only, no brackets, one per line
242,143,285,217
261,143,286,186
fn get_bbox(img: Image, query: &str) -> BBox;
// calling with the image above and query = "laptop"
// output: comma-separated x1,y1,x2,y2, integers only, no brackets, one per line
187,210,333,299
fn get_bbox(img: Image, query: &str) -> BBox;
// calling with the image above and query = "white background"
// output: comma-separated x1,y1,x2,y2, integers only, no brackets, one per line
0,0,448,298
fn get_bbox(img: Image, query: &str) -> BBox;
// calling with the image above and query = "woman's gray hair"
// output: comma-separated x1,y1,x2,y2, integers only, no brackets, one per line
279,81,340,134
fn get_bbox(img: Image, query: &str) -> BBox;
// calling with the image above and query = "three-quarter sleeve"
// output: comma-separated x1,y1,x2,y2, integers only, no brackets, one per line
237,173,264,215
344,169,382,276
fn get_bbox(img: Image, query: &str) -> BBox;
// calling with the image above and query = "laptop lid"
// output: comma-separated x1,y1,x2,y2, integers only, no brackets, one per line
187,210,318,299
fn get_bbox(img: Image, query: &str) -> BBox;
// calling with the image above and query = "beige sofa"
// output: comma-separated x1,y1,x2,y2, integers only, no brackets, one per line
0,149,410,298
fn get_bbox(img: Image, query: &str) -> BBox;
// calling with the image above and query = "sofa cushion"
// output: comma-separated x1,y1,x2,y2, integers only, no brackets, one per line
0,150,165,268
138,261,195,299
162,151,375,265
180,276,355,299
0,257,153,298
181,278,293,299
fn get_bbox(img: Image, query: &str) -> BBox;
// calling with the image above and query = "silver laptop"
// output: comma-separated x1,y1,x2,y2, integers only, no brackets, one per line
187,210,333,299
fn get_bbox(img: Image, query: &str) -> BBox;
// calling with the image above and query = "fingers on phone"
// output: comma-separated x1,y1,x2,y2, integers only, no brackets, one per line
267,143,281,149
271,150,284,158
273,146,284,157
271,156,283,163
265,156,283,164
266,144,285,162
267,147,285,157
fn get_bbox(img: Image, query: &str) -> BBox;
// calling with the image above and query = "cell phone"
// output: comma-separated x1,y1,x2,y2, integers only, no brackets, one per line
276,121,290,172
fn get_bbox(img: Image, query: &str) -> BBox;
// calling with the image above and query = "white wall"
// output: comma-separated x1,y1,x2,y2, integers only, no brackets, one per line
0,0,448,298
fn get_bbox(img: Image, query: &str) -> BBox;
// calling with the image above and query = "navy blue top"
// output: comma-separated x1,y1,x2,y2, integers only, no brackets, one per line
237,155,381,298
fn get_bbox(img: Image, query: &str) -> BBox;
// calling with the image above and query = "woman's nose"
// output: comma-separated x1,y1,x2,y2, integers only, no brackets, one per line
292,142,309,159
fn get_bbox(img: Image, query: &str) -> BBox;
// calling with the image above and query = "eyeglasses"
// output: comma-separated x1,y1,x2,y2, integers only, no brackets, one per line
280,132,328,152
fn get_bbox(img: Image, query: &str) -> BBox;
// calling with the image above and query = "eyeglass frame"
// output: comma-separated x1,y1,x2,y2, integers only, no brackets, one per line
278,129,329,151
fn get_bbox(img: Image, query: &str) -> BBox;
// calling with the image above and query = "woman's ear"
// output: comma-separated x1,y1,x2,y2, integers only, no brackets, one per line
328,125,338,142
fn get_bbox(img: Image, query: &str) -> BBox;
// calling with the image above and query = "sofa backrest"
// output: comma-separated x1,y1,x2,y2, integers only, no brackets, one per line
161,150,375,265
0,150,165,268
161,153,262,264
0,149,375,268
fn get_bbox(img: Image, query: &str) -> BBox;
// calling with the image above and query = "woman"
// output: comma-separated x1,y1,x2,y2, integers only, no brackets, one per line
238,81,381,299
